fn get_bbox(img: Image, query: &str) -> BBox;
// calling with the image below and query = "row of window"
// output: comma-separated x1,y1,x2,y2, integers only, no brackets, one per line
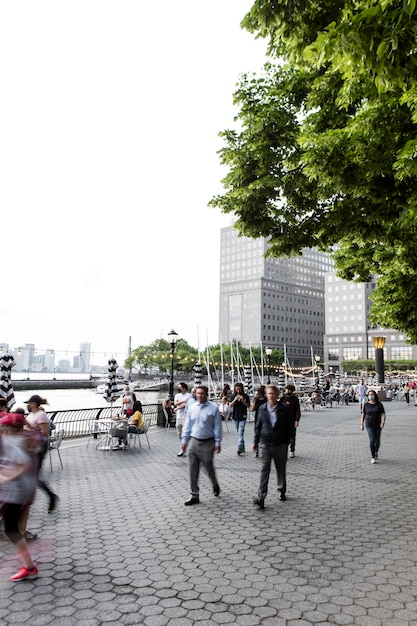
328,346,413,360
263,340,322,350
264,325,322,335
328,335,406,343
264,316,323,325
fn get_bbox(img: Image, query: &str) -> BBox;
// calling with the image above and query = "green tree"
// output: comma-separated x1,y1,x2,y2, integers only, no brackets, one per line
210,1,417,342
125,338,199,375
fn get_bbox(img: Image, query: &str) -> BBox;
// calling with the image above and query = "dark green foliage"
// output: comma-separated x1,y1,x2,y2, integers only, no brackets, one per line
210,1,417,342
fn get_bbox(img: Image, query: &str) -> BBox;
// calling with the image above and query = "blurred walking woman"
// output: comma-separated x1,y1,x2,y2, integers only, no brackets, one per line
0,412,39,581
360,390,386,464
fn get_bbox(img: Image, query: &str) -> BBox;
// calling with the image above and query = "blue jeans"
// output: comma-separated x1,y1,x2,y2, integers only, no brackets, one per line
366,425,382,459
234,419,246,450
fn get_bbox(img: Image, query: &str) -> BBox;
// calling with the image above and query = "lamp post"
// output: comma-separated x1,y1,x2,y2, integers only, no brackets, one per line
372,336,386,385
265,347,272,384
168,329,178,402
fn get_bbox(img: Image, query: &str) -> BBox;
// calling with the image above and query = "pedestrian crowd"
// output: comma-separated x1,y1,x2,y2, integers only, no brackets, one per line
3,374,414,583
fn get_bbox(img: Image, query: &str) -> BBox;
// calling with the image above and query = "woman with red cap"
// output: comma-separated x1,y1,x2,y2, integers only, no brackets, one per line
0,411,39,581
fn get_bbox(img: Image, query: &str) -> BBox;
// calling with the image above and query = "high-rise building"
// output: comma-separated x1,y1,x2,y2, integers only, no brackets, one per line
23,343,35,371
79,342,91,373
43,349,55,372
219,226,334,366
323,272,417,371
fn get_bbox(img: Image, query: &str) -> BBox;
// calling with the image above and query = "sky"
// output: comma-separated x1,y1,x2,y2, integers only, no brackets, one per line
0,1,268,365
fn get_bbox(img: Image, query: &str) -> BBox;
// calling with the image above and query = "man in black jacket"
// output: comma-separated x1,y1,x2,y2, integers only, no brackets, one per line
252,385,292,509
280,383,301,458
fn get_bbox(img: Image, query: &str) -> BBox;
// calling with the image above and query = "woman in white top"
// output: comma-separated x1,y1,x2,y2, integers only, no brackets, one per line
22,395,59,539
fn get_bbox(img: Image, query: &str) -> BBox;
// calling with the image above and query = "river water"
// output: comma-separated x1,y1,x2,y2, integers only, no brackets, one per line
12,388,167,411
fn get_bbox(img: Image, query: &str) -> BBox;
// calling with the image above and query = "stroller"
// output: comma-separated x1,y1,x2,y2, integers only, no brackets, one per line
111,420,129,449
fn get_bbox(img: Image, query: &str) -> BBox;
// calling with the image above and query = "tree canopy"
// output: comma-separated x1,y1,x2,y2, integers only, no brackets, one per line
124,338,283,378
209,0,417,342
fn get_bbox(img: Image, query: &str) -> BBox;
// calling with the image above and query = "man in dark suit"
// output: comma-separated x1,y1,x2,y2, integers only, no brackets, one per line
252,385,292,509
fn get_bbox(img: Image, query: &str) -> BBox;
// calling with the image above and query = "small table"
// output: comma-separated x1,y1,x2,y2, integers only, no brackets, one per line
96,419,129,452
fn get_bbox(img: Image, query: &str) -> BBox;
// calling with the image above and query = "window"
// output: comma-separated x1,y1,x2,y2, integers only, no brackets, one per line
342,347,363,360
328,349,340,361
391,346,412,359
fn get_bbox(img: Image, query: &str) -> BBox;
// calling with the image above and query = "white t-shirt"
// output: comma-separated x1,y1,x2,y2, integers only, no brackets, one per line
174,392,191,425
25,409,49,441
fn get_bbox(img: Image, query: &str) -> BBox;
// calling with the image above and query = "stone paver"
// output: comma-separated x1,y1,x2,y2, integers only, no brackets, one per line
1,399,417,624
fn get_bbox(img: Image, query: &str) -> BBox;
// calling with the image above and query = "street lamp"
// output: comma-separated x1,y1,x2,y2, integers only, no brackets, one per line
168,329,178,402
372,336,386,384
265,347,272,384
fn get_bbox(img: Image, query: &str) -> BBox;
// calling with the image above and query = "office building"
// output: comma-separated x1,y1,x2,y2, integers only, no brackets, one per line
219,226,334,366
323,272,417,371
79,342,91,373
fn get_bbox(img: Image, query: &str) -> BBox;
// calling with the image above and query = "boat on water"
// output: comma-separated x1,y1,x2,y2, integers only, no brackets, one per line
95,381,131,395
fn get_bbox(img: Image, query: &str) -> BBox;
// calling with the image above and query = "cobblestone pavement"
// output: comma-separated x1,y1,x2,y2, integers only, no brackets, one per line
1,399,417,625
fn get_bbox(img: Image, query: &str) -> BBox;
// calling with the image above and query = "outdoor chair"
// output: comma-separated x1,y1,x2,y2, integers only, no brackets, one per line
48,429,64,471
163,408,176,431
313,395,323,411
138,417,151,449
87,418,110,448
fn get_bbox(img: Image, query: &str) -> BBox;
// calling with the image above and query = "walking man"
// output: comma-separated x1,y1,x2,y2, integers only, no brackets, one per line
280,383,301,458
180,385,222,505
174,383,191,457
355,378,368,413
253,384,292,509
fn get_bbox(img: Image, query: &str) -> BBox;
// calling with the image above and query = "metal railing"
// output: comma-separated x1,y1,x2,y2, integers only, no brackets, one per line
46,404,163,440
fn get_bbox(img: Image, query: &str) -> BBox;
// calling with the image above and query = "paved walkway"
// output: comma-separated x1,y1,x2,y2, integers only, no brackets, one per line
1,400,417,625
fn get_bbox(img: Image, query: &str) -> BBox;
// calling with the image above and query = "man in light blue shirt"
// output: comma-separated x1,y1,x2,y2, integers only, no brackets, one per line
181,385,222,505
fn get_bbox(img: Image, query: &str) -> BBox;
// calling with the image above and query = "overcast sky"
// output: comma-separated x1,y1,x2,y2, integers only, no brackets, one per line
1,1,267,364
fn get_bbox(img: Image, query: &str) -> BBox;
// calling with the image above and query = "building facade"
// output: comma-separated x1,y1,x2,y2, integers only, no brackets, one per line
219,226,334,366
323,272,417,372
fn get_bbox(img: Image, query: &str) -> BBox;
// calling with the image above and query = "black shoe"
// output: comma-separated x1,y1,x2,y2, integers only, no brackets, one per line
279,492,286,502
23,530,38,541
253,497,265,509
184,497,200,506
237,447,245,455
213,485,221,497
48,494,59,513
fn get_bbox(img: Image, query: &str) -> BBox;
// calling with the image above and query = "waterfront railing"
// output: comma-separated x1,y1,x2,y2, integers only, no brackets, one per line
46,404,163,440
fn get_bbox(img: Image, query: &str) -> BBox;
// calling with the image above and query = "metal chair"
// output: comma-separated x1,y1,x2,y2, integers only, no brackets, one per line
138,417,151,449
163,408,175,431
49,430,64,471
87,419,111,448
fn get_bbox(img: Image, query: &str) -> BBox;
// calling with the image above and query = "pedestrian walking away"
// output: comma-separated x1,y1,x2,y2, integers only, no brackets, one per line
180,385,222,505
403,382,410,406
253,384,292,509
360,390,386,463
229,382,250,455
250,385,266,457
280,383,301,458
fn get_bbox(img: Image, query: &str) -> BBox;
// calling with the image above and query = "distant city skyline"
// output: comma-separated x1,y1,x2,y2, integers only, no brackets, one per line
0,341,100,373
